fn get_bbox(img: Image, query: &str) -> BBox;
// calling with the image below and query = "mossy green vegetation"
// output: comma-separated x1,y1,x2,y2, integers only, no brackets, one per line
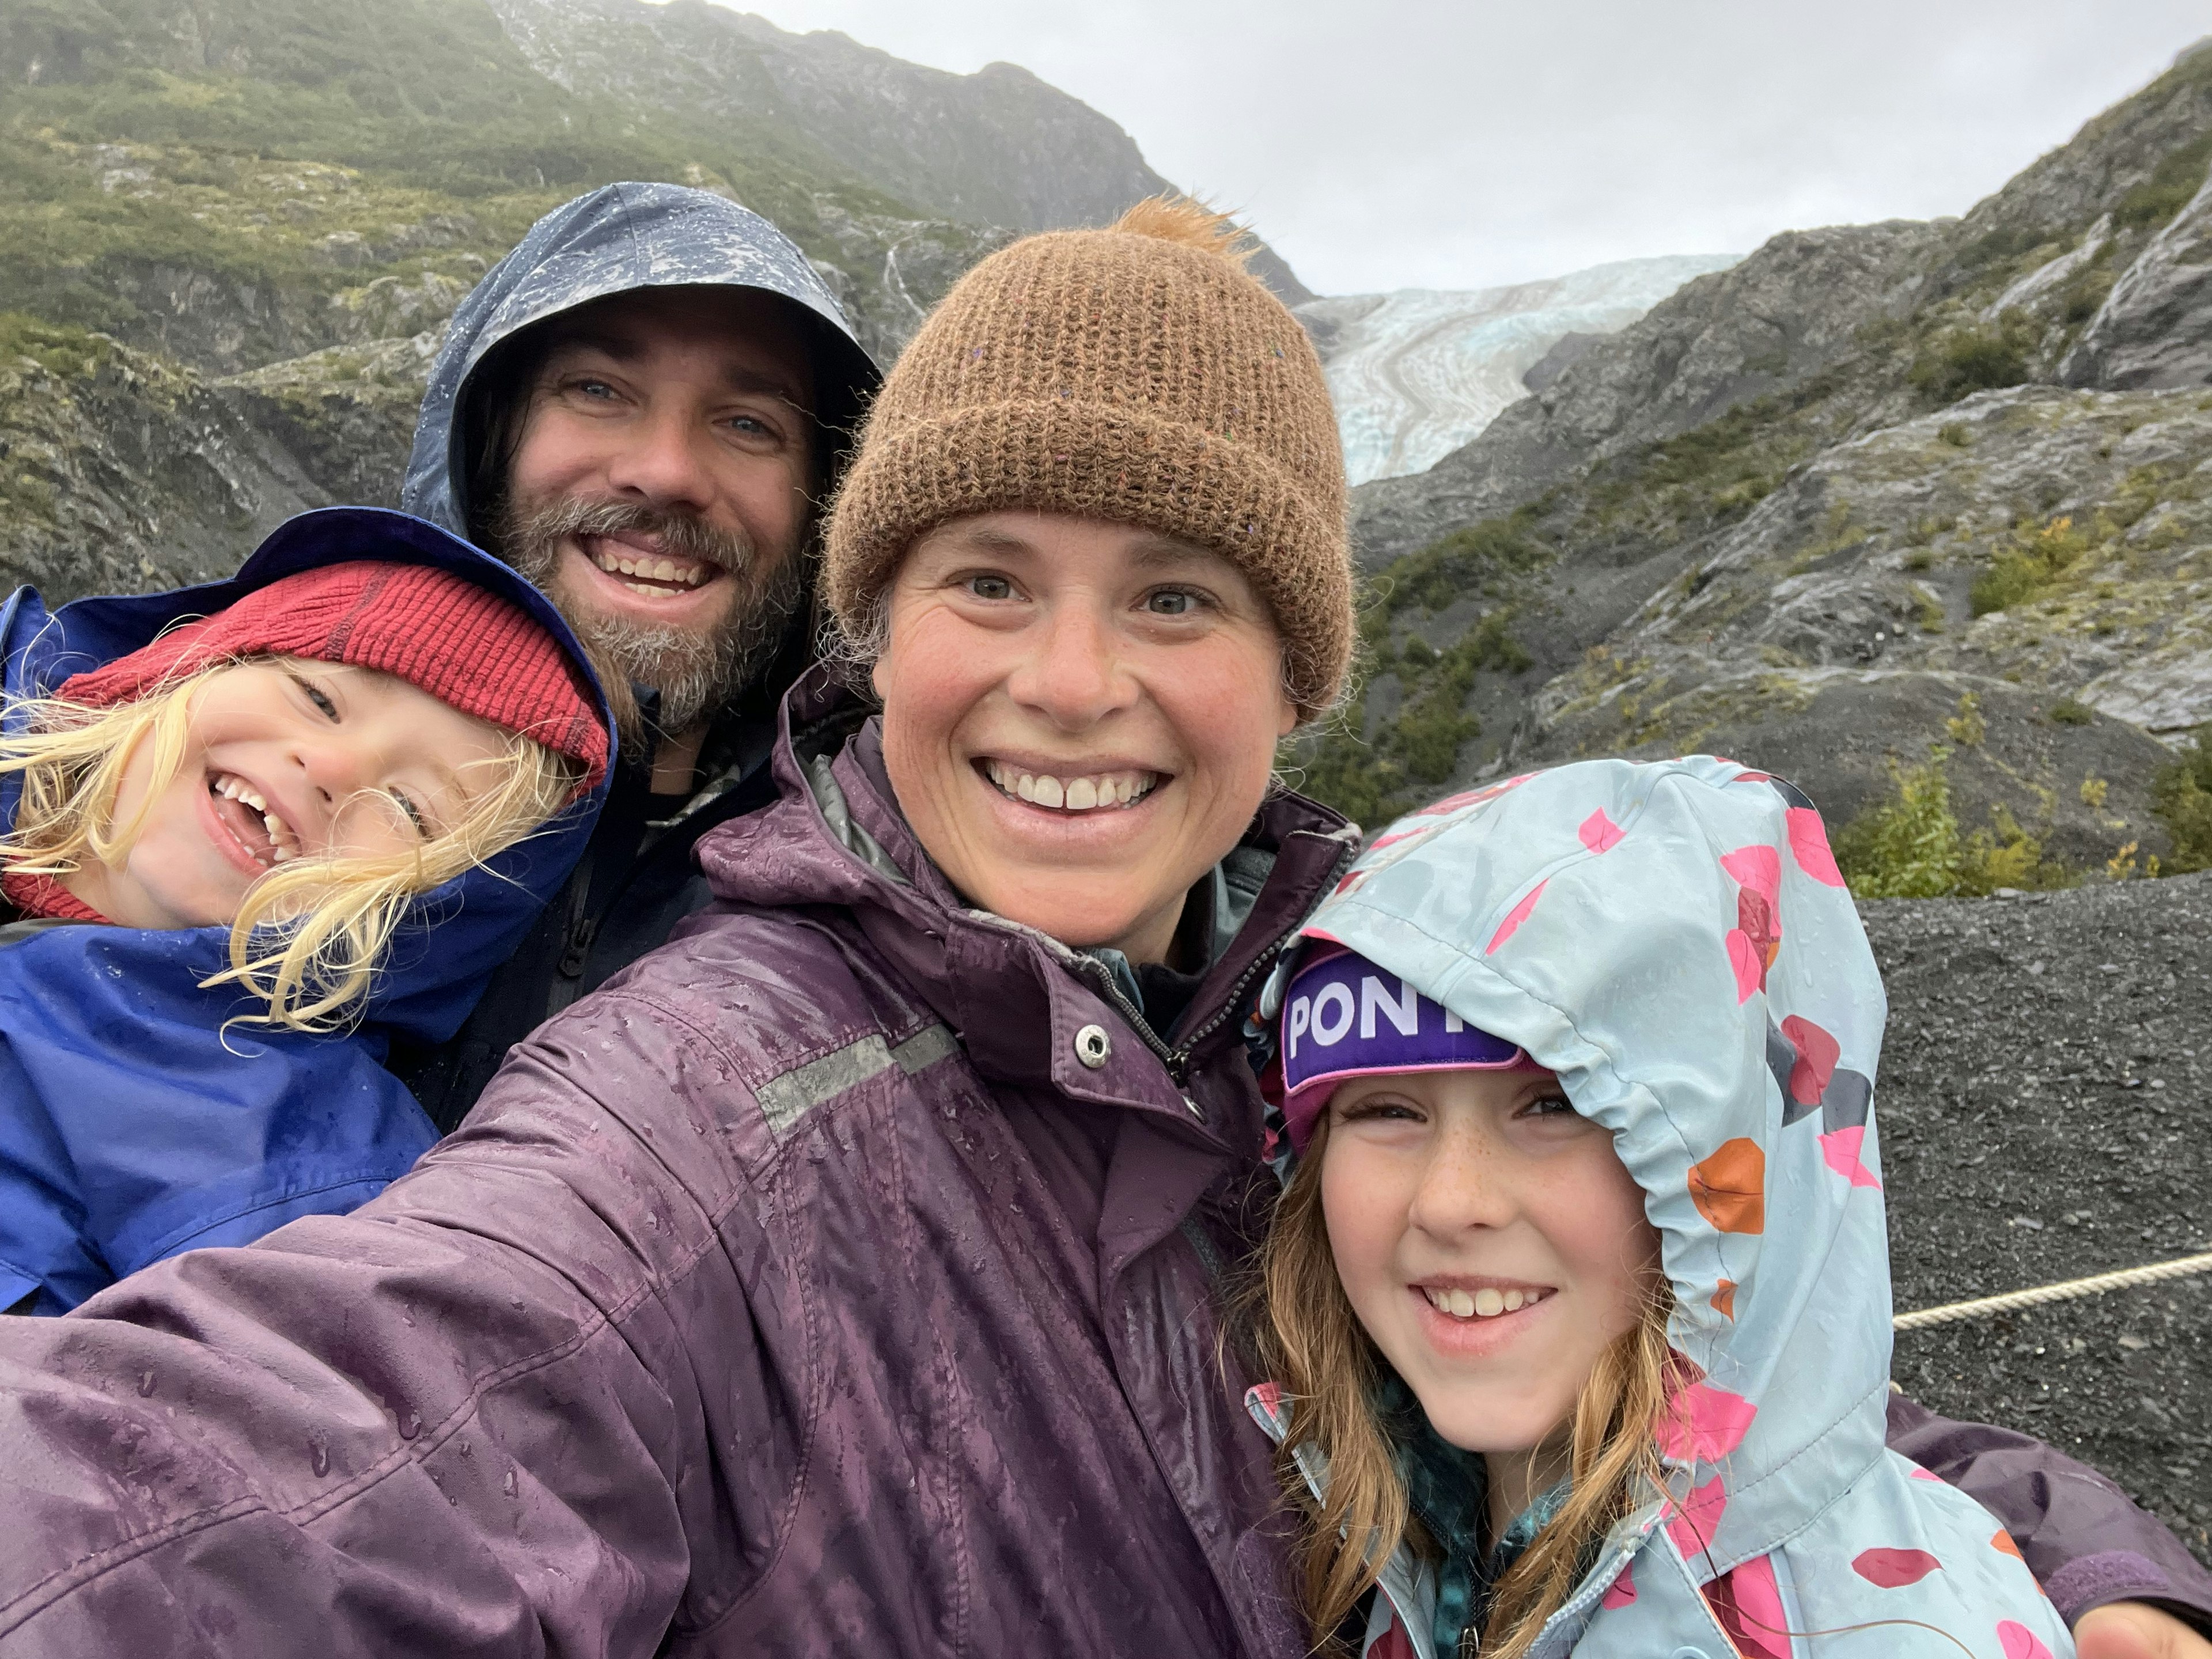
1969,514,2095,615
2113,131,2212,232
1833,745,2075,897
0,310,112,378
1290,514,1550,824
2152,726,2212,872
0,0,921,365
1581,391,1817,540
1908,313,2036,407
1376,512,1550,614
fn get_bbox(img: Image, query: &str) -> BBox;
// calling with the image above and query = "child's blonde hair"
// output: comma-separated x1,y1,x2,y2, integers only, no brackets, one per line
1249,1108,1676,1659
0,657,582,1032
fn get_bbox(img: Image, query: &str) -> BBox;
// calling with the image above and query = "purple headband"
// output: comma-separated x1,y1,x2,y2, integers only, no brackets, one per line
1279,944,1533,1152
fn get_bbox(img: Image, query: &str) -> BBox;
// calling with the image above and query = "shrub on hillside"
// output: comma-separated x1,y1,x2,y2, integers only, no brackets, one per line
2114,136,2212,232
2153,726,2212,873
1833,747,2074,898
1908,314,2035,407
1969,515,2093,616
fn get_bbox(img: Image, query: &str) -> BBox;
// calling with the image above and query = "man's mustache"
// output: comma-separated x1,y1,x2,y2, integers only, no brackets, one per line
517,497,754,575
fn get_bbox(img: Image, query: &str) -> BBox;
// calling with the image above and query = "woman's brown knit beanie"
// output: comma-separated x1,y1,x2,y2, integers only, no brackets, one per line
823,197,1353,722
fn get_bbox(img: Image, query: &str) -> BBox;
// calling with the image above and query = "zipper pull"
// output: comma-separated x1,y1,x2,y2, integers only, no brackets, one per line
557,916,599,979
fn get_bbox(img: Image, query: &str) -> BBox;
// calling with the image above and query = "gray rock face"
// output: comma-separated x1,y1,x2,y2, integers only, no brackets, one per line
1351,221,1943,566
1521,330,1600,394
484,0,1312,303
0,340,321,606
2062,175,2212,389
1506,385,2212,862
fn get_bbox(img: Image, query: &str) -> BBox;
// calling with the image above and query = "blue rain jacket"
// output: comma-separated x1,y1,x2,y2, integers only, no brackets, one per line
0,507,614,1315
1259,759,2074,1659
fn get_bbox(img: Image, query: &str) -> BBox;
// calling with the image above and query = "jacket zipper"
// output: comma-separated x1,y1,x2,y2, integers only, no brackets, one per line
1169,834,1359,1081
1067,833,1359,1114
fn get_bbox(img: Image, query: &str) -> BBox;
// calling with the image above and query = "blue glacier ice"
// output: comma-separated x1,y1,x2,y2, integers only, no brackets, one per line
1298,253,1742,485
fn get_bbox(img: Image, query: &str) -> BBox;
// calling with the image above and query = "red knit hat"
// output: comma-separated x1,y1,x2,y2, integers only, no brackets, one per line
56,560,608,793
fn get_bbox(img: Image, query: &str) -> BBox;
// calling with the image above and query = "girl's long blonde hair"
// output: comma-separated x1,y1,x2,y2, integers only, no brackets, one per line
1248,1109,1676,1659
0,657,583,1032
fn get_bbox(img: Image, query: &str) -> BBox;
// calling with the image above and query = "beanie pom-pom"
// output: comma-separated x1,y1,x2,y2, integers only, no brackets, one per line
1109,195,1255,268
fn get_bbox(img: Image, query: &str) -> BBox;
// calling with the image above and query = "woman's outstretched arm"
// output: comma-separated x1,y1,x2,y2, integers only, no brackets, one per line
0,989,771,1656
1888,1391,2212,1641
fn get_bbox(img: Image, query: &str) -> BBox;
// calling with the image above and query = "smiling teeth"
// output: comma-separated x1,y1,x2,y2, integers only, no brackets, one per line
211,774,299,864
984,760,1159,812
592,548,713,588
1423,1285,1550,1320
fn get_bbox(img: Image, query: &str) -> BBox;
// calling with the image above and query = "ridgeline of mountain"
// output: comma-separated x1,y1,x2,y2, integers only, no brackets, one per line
486,0,1312,305
1305,39,2212,892
0,0,1303,609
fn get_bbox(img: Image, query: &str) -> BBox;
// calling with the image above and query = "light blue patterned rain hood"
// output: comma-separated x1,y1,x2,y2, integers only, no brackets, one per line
1257,757,2073,1659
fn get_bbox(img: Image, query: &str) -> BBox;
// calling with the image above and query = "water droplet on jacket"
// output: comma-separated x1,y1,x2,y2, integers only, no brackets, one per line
502,1468,518,1498
311,1441,330,1477
399,1411,422,1440
137,1370,156,1396
457,1438,472,1459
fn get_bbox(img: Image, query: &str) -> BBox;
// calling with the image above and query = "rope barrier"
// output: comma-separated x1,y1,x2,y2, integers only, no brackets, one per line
1893,1251,2212,1332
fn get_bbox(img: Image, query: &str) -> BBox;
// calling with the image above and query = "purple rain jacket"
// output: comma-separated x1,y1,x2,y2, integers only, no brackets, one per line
0,675,2205,1655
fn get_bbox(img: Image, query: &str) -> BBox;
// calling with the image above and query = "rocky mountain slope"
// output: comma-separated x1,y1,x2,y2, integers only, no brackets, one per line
1305,40,2212,889
1299,254,1740,486
0,0,1293,608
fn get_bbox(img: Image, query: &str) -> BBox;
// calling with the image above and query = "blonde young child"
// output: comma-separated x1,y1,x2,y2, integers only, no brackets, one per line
0,507,611,1315
1248,757,2074,1659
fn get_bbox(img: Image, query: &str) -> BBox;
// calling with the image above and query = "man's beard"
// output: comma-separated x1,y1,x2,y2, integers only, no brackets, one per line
495,493,806,755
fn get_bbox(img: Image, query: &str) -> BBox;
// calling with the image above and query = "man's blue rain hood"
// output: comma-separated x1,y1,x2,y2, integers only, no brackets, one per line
401,181,881,540
1277,759,2072,1659
0,507,616,1316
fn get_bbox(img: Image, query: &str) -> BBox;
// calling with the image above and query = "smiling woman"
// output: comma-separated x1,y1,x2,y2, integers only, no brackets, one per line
869,513,1297,963
825,194,1353,969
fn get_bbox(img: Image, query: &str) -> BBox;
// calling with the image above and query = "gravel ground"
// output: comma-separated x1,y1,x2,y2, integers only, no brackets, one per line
1868,874,2212,1567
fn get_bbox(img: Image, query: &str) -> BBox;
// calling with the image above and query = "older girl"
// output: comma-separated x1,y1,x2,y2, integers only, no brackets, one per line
1251,759,2073,1659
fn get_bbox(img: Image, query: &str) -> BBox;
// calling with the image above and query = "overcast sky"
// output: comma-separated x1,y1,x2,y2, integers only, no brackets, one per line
718,0,2210,297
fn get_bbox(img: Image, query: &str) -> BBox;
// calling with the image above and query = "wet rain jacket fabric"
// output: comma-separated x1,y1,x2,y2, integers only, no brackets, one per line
0,694,2202,1654
390,181,880,1131
0,507,613,1316
1257,757,2075,1659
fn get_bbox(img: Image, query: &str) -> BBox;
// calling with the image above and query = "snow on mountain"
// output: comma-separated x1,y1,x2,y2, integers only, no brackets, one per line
1299,253,1743,485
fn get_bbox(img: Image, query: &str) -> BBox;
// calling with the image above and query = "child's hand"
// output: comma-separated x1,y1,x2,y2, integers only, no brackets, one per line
2077,1602,2212,1659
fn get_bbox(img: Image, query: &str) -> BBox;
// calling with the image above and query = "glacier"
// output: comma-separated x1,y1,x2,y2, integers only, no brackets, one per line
1298,253,1743,486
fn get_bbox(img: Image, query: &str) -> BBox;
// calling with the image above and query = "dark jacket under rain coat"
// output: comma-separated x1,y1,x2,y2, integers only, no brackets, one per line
0,677,2203,1653
0,507,613,1315
390,180,881,1132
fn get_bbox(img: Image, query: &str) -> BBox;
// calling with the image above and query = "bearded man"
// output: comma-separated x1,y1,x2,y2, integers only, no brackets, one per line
390,182,880,1126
